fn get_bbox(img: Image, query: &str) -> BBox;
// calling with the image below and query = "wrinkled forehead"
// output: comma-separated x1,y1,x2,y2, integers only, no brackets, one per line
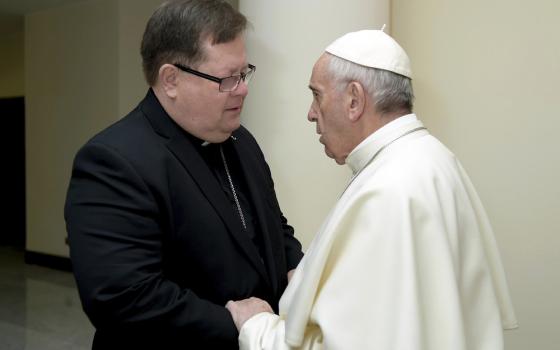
310,54,333,87
314,53,331,72
199,34,247,70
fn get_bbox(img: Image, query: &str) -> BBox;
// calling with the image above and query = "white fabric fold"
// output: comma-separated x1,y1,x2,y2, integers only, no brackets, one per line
240,114,517,350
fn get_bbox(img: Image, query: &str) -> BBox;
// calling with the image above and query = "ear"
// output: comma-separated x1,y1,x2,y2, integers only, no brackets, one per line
346,81,366,122
158,64,180,98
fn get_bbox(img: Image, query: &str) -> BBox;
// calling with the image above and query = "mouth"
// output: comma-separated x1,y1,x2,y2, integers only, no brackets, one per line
225,105,242,113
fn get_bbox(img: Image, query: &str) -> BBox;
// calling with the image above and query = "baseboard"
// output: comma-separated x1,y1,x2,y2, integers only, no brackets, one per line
24,250,72,272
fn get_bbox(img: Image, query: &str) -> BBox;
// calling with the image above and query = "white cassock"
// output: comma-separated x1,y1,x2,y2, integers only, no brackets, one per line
239,114,518,350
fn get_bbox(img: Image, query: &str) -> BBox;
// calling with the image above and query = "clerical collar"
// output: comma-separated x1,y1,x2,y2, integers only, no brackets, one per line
345,114,423,175
184,131,238,149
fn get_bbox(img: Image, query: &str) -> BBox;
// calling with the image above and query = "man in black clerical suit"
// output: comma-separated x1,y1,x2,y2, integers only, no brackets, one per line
64,1,303,348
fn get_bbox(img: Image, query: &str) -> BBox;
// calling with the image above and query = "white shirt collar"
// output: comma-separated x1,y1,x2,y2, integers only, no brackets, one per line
345,114,423,175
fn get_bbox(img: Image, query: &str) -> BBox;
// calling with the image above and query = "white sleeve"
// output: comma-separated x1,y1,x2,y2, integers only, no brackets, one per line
239,312,323,350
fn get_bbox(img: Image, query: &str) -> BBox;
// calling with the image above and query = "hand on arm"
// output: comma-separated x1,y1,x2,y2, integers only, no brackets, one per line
226,297,273,331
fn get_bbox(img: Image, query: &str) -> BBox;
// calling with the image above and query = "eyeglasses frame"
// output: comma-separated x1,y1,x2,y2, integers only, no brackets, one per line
173,63,256,92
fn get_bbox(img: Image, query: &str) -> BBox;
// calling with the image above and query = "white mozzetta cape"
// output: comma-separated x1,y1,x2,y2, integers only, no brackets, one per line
239,115,517,350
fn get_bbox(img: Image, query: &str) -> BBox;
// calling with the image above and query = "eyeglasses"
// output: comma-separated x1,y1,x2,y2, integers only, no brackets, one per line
173,63,256,92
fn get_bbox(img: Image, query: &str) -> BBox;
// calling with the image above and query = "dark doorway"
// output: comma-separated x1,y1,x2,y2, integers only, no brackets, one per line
0,97,26,248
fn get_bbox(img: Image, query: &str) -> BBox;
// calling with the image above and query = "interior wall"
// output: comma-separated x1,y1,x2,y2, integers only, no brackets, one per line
392,0,560,348
117,0,163,116
239,0,389,248
0,15,24,97
25,0,119,257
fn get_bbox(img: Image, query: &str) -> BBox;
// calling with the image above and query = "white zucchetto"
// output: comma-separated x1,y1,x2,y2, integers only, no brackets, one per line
325,29,412,79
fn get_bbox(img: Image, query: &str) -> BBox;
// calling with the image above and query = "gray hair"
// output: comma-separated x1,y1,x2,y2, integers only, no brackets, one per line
140,0,247,86
326,53,414,115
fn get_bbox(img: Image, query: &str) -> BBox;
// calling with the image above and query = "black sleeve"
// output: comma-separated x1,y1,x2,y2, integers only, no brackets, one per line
64,142,237,344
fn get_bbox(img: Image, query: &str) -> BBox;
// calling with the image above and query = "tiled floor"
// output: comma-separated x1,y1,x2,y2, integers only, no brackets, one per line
0,246,94,350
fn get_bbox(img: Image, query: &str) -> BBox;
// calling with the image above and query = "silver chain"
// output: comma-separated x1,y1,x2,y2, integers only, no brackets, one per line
219,146,247,230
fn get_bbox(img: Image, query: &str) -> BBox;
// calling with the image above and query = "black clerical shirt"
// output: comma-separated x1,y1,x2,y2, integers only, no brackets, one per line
185,132,265,258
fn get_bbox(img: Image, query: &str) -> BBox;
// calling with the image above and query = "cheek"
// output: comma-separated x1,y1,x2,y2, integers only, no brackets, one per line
314,104,327,125
321,117,343,151
319,108,334,131
206,95,228,116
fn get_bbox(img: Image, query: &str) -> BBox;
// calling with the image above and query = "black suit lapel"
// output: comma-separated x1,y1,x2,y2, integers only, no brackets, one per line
139,89,269,283
231,135,279,294
166,136,270,284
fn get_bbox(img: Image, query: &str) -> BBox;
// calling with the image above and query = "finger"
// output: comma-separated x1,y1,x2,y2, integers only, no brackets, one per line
225,300,237,313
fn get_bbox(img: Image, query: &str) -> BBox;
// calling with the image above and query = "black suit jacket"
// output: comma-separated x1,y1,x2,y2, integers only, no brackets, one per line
65,90,303,349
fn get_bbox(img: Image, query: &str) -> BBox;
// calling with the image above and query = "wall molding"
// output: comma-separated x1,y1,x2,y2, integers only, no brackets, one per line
24,250,72,272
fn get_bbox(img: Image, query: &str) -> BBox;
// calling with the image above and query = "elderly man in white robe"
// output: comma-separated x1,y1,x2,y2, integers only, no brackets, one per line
225,29,518,350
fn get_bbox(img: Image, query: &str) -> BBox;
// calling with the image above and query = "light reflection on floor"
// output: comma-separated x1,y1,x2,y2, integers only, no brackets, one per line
0,246,93,350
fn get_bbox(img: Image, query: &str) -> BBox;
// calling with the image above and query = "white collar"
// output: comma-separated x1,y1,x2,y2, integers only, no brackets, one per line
345,114,424,175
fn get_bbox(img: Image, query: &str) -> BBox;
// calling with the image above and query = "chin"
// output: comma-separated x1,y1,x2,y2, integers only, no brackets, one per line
227,120,241,133
215,128,240,143
324,149,343,165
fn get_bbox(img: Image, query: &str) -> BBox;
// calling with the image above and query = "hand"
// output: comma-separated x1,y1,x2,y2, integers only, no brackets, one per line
226,297,273,331
287,269,296,283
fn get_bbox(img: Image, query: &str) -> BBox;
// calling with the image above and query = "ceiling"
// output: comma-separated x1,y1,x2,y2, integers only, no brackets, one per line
0,0,86,15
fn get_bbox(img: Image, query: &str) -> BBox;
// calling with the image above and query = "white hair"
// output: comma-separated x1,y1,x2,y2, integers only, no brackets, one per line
326,53,414,115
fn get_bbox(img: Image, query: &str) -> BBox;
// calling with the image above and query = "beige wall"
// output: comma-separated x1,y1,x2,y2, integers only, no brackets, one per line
117,0,163,116
0,15,24,97
392,0,560,348
239,0,389,248
25,0,119,256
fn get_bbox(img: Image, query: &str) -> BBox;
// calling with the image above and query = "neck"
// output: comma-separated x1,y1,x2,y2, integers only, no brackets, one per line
377,108,411,126
353,109,411,150
152,85,175,118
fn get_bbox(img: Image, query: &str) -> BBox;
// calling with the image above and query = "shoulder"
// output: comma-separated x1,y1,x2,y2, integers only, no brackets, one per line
358,135,464,201
232,125,266,158
72,107,166,178
383,135,457,179
84,105,162,153
233,125,258,146
87,107,150,149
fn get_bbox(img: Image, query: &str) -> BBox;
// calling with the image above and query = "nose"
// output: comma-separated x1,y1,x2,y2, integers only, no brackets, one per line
307,105,317,122
232,80,249,97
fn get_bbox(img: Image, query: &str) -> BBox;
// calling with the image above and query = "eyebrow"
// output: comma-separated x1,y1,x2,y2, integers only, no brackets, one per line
308,85,319,93
222,63,249,76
